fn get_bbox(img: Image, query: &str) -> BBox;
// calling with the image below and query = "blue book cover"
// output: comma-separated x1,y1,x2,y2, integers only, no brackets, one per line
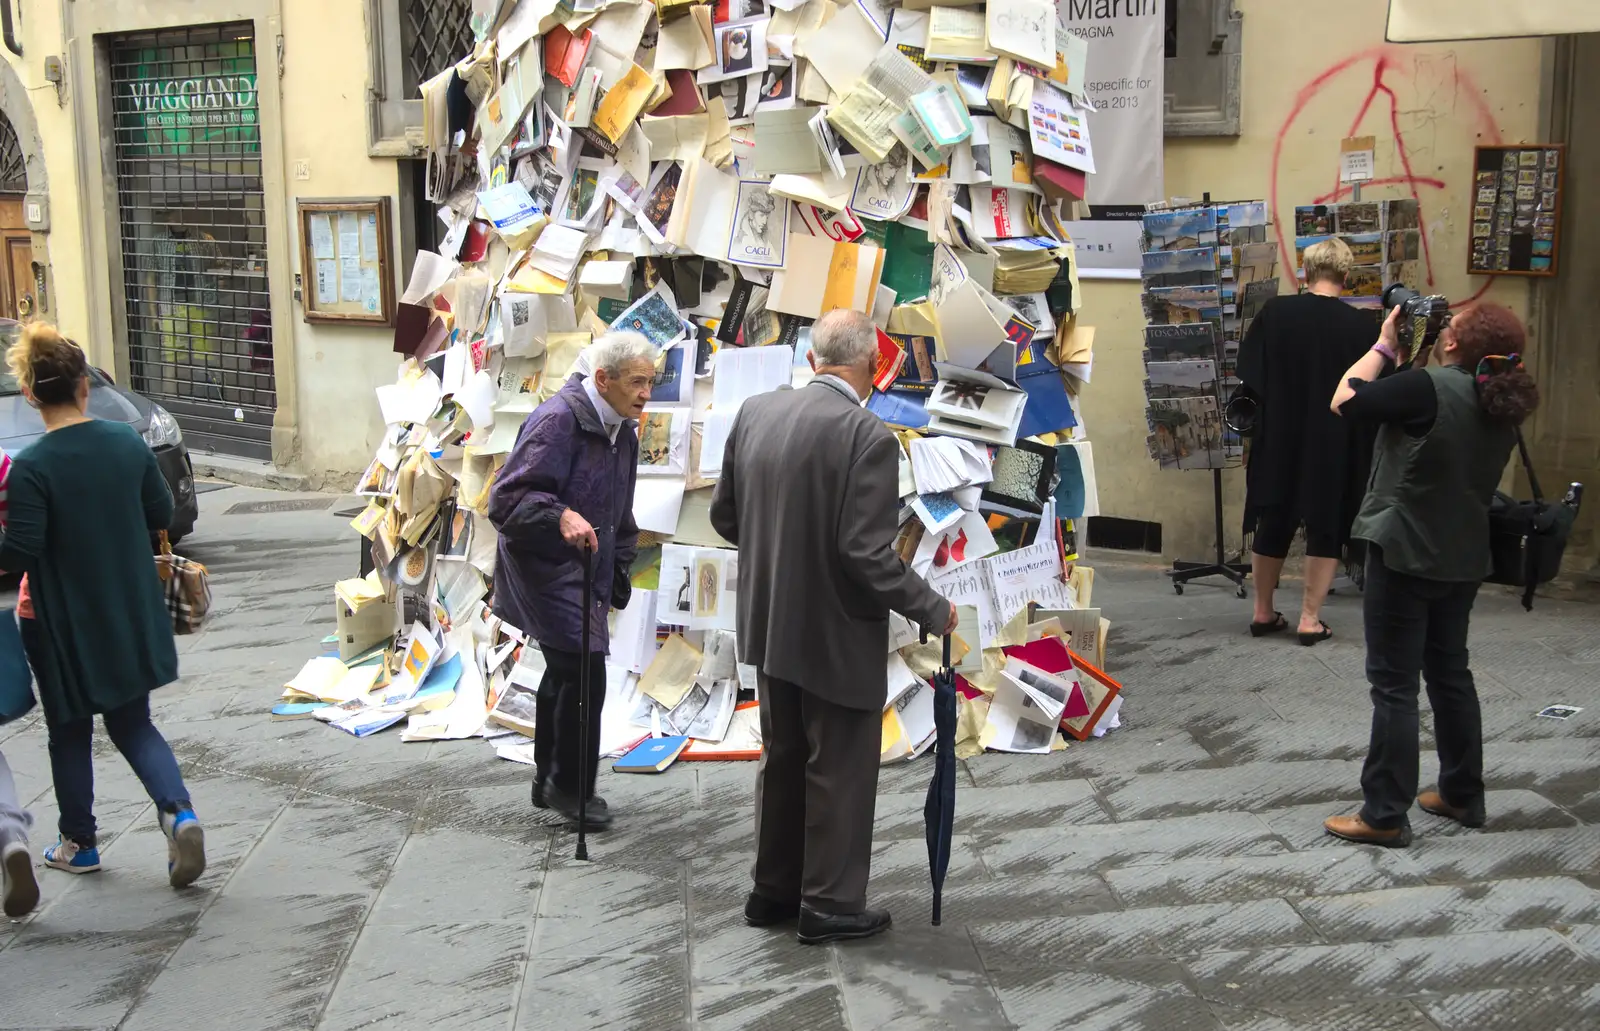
1017,373,1079,439
867,389,930,429
614,735,690,773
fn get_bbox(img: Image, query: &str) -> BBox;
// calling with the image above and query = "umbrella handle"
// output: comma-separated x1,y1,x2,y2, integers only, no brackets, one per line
942,632,951,670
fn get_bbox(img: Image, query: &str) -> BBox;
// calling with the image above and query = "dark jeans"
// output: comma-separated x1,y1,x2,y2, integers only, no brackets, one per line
46,695,190,846
534,646,606,797
1359,546,1484,830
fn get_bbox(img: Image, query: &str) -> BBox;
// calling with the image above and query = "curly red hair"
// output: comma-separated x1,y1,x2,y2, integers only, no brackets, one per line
1450,303,1539,426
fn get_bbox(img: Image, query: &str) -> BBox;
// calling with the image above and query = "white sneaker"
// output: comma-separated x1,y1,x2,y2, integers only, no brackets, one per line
2,840,39,917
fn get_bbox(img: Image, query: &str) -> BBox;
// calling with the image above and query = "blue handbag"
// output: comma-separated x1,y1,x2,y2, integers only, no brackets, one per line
0,608,35,725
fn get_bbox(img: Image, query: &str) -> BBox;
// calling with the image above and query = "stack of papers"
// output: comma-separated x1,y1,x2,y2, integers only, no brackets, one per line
909,436,994,494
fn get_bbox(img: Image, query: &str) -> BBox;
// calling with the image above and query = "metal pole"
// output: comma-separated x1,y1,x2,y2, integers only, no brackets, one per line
576,545,592,861
1212,468,1226,566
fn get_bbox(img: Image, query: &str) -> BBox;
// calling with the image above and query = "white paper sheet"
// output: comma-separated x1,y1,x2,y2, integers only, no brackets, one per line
633,476,687,535
711,345,793,412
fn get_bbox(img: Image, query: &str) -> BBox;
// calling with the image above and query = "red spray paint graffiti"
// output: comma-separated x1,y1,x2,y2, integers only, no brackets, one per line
1270,47,1504,307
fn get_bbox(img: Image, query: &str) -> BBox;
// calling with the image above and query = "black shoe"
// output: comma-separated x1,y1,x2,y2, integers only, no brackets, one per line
796,903,891,945
744,892,801,927
532,775,548,810
543,784,613,831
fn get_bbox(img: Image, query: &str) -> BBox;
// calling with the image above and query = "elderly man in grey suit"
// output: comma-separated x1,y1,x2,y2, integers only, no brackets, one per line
710,308,956,945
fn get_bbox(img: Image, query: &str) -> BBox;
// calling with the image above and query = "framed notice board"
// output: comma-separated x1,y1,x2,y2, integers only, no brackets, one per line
297,197,395,324
1468,144,1564,277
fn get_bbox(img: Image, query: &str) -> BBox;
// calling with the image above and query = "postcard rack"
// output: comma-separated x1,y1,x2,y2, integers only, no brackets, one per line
1137,197,1278,595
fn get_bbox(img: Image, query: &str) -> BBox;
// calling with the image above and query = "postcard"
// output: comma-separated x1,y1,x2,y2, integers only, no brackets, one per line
1144,207,1218,251
1145,359,1219,400
1294,205,1334,236
1026,82,1094,174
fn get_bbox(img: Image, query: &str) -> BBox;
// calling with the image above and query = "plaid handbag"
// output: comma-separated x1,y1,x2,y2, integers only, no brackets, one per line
155,531,212,634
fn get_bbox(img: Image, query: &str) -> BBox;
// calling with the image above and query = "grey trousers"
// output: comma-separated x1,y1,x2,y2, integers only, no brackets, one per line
752,674,881,915
0,747,31,848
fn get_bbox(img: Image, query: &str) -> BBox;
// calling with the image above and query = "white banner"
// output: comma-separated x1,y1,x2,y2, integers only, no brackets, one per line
1059,0,1165,277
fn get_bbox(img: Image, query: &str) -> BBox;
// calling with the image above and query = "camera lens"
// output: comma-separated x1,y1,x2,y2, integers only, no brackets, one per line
1382,284,1418,311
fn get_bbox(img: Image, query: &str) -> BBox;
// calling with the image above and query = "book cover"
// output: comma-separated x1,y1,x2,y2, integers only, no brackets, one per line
614,734,691,773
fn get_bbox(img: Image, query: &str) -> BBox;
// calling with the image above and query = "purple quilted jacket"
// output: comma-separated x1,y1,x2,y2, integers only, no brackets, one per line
487,374,638,654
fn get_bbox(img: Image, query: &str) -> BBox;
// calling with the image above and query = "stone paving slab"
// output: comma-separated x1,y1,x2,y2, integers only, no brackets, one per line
3,489,1600,1029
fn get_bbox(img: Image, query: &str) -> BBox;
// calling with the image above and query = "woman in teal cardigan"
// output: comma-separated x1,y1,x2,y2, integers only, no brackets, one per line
0,324,205,888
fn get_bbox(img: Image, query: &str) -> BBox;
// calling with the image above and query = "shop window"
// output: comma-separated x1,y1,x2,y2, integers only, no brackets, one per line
1165,0,1243,137
366,0,473,156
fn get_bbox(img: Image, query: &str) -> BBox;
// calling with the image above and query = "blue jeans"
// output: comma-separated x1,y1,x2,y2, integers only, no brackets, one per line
46,695,190,846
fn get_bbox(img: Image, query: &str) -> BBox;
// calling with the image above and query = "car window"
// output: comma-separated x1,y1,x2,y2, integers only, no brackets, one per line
0,324,108,396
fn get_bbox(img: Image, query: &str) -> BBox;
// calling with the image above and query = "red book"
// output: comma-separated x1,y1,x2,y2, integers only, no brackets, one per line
1031,158,1088,203
544,25,593,89
872,328,906,393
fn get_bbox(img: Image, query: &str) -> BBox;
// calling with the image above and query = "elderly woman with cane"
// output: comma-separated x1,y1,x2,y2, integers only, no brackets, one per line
488,331,656,831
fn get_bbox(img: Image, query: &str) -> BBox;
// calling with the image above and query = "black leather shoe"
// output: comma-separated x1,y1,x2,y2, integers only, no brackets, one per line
744,892,801,927
531,775,548,810
544,784,613,830
796,903,891,945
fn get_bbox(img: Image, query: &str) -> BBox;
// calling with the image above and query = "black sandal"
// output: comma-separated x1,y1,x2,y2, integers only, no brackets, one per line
1298,621,1333,646
1250,612,1288,637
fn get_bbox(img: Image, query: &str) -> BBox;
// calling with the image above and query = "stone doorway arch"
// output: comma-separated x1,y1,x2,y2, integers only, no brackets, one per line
0,56,52,319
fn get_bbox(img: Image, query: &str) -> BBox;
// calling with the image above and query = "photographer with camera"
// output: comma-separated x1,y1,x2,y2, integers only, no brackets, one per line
1323,294,1539,847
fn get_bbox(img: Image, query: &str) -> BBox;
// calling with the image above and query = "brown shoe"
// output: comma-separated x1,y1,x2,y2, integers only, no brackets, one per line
1323,813,1412,848
1417,790,1486,828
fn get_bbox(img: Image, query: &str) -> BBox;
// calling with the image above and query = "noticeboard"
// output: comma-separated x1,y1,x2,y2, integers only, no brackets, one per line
297,197,395,324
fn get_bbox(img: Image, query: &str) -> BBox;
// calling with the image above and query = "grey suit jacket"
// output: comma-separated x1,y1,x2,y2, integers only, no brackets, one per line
710,378,949,711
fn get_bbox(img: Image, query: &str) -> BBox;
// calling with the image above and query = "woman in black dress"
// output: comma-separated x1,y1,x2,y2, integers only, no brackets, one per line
1238,238,1377,645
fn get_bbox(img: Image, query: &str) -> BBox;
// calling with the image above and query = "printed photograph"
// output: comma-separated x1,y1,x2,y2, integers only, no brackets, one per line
1294,205,1333,236
1334,202,1380,234
642,162,683,237
637,411,681,471
758,62,796,109
615,287,685,349
1143,207,1219,251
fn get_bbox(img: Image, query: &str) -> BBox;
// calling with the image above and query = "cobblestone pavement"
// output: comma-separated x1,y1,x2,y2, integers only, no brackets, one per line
2,485,1598,1031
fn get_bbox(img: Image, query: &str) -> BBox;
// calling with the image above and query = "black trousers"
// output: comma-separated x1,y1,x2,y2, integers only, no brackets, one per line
753,674,881,915
1359,546,1485,830
534,646,606,797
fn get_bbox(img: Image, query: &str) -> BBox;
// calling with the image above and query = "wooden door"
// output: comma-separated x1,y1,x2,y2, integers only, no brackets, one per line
0,195,32,320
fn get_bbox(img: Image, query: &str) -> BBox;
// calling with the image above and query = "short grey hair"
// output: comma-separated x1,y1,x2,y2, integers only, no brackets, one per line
810,309,877,368
589,330,659,378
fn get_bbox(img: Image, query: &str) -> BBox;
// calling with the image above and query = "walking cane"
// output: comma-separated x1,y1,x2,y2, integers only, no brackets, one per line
576,542,593,862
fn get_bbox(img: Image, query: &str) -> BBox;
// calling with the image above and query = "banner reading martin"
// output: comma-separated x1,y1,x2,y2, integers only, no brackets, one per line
1059,0,1164,278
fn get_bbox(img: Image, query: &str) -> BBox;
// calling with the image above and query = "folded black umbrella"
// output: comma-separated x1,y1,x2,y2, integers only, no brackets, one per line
923,632,957,926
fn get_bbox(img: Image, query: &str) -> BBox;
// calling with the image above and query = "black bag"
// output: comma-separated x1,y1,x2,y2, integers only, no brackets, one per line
1484,428,1581,610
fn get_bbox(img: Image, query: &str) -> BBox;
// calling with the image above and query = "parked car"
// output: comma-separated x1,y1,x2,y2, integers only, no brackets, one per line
0,319,198,543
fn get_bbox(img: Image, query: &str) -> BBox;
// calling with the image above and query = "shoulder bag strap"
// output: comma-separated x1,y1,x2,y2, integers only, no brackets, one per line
1513,425,1540,610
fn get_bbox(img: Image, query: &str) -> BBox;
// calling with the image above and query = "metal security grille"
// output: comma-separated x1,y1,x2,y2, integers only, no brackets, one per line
401,0,473,97
109,23,274,460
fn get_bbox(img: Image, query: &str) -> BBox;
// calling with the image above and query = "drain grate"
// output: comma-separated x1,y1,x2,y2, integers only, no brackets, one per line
224,497,338,515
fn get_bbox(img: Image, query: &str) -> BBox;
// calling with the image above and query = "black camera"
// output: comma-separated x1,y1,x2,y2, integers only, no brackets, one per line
1381,284,1450,360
